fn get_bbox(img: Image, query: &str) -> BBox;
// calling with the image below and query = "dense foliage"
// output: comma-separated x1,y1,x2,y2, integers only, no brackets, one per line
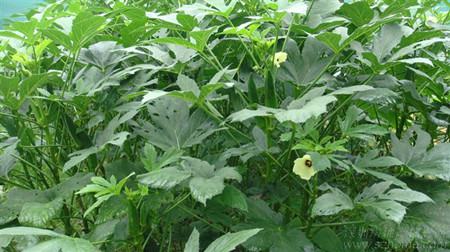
0,0,449,251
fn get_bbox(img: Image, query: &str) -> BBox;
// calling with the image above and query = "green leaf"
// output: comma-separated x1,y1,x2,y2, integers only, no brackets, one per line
177,14,198,31
213,185,248,212
329,85,373,95
391,126,450,181
18,73,53,110
204,228,262,252
141,90,170,103
189,176,225,205
142,146,183,172
233,199,313,251
0,173,92,225
214,167,242,182
79,41,126,69
306,0,343,28
0,137,19,177
24,238,99,252
71,11,106,48
204,0,238,16
0,75,19,107
50,173,94,199
409,143,450,181
337,2,373,27
227,106,280,122
355,181,430,223
105,159,146,181
355,152,403,168
0,227,64,237
278,1,308,14
18,198,64,227
63,147,99,172
138,166,191,189
181,157,215,178
190,28,216,51
379,189,432,203
274,95,337,123
87,219,120,244
363,200,406,223
308,152,331,171
153,37,198,50
246,198,283,225
371,181,450,248
312,187,354,216
344,124,389,140
177,74,200,97
390,37,450,61
239,222,312,252
363,169,408,189
373,24,405,62
136,97,217,150
353,88,398,103
277,37,334,85
356,181,392,202
315,32,342,53
312,227,345,252
42,28,72,49
184,228,200,252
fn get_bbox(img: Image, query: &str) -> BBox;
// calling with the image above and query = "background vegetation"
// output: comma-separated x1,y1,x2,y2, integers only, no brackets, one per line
0,0,449,251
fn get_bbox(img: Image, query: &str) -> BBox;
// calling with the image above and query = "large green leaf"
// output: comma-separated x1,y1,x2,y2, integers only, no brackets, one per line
0,173,92,225
139,157,241,205
337,1,373,27
63,147,99,172
373,24,405,62
24,238,99,252
371,181,450,248
378,188,432,203
0,137,19,177
234,199,313,252
64,108,139,172
71,11,106,48
184,228,200,252
79,41,126,69
364,200,406,224
391,126,450,181
306,0,343,28
136,97,217,150
189,176,226,205
0,227,64,237
311,227,345,252
277,37,334,86
204,228,262,252
137,166,191,189
312,186,353,216
17,73,53,110
42,28,72,49
274,95,336,123
356,181,432,223
227,106,280,122
18,198,64,227
0,227,97,252
213,185,248,212
390,37,450,61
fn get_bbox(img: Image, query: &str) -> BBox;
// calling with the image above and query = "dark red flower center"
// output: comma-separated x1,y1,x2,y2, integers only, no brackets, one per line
305,160,312,168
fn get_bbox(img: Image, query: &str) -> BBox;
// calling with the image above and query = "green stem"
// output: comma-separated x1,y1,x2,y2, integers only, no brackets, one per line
163,192,190,214
178,205,225,233
301,220,366,229
61,204,74,235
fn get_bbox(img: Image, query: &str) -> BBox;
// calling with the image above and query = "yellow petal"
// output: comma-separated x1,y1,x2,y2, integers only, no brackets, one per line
292,155,316,180
273,52,287,68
